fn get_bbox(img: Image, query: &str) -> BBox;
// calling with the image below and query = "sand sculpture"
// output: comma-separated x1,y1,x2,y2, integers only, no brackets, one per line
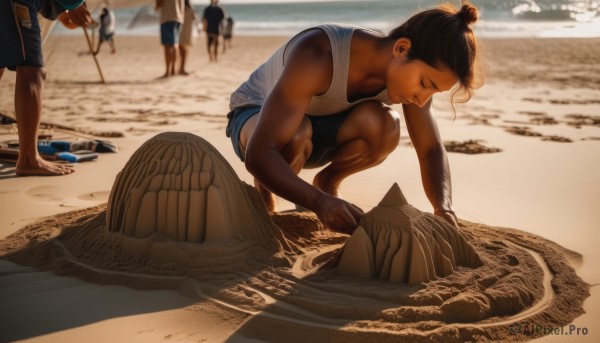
99,132,293,274
105,132,480,286
106,132,284,247
337,184,482,285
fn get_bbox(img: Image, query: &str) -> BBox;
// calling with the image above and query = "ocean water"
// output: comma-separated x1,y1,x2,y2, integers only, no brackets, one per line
61,0,600,38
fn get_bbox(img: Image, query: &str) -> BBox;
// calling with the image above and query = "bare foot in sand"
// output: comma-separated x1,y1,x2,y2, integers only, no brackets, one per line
178,70,193,76
16,156,75,176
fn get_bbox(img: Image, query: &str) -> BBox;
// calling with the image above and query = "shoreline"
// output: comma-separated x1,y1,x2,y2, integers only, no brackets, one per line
52,27,600,39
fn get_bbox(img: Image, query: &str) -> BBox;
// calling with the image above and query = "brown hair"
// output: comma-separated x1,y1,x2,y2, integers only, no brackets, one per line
388,1,481,103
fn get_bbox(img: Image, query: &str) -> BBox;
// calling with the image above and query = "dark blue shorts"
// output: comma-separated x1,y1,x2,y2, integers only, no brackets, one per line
160,21,181,46
226,106,353,169
226,106,261,163
0,0,44,70
99,28,114,42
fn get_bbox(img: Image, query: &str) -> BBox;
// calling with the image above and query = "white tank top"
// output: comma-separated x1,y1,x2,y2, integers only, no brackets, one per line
229,24,391,115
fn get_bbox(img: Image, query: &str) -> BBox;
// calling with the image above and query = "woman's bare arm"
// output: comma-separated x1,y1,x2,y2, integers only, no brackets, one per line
245,30,363,233
403,99,458,227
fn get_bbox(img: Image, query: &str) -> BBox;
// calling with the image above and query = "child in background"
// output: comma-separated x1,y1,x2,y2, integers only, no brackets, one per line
222,17,233,53
95,5,116,55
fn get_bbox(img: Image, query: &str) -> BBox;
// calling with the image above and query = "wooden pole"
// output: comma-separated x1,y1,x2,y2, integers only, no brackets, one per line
82,26,106,84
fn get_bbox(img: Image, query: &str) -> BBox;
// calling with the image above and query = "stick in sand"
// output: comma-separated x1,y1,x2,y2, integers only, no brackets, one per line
82,26,106,84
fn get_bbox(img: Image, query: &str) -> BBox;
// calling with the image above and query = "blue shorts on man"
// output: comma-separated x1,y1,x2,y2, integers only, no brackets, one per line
160,21,181,45
0,0,44,70
1,0,84,70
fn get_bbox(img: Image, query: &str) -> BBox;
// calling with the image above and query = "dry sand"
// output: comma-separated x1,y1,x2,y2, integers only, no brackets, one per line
0,133,588,343
0,32,599,342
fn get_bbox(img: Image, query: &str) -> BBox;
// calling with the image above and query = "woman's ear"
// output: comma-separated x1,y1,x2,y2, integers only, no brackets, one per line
393,38,411,58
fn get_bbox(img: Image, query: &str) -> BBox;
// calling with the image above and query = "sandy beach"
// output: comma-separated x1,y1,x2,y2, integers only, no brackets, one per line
0,31,599,342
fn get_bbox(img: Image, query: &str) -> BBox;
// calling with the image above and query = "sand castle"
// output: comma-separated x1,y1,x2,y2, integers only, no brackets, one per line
105,132,285,248
92,132,295,275
337,184,482,285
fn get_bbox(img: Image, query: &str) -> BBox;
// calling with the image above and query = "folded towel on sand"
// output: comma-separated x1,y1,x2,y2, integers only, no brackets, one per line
37,139,118,154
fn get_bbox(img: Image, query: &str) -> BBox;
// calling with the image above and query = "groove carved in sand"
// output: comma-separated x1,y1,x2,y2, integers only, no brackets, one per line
338,184,483,285
105,132,281,247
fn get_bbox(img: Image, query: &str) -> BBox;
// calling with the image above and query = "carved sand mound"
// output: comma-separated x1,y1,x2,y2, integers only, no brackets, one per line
106,132,282,246
0,132,589,342
5,132,294,281
337,184,482,285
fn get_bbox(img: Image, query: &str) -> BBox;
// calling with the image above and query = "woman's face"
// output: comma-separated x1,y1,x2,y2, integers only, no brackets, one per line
386,39,458,107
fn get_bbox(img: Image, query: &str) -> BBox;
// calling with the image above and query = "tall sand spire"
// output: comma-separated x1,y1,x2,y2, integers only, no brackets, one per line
338,183,482,285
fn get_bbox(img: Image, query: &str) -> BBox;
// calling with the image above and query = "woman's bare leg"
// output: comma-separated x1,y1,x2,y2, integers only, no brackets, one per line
313,101,400,196
241,116,313,211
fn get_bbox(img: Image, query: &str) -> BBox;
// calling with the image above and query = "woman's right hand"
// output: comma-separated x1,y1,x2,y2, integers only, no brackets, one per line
313,194,364,234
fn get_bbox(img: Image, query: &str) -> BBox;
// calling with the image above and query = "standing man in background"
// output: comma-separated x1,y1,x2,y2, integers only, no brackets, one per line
156,0,185,78
202,0,225,62
0,0,95,176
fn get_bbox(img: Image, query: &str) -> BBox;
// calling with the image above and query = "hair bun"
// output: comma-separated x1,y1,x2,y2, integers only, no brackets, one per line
457,4,478,26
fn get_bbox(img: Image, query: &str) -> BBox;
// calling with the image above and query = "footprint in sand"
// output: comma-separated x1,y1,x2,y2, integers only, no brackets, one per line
78,191,110,202
541,135,573,143
565,114,600,128
522,97,543,103
503,126,543,137
25,185,65,203
517,111,559,125
444,140,502,154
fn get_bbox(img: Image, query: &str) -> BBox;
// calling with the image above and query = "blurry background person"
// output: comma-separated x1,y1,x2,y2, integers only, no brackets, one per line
178,0,198,75
221,16,234,53
156,0,185,78
94,4,116,55
202,0,225,62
